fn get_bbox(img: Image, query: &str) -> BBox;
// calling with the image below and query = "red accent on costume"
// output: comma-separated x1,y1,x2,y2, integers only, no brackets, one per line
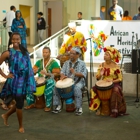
104,68,110,76
75,39,79,45
104,48,107,52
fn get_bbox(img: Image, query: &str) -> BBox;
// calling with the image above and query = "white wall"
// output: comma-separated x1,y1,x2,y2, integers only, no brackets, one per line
39,0,101,27
47,1,63,35
0,0,36,45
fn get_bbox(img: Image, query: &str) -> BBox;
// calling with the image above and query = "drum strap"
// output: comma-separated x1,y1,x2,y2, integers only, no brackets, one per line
69,61,81,84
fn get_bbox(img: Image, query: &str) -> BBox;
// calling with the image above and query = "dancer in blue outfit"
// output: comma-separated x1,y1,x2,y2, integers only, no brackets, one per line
11,10,27,48
0,32,36,133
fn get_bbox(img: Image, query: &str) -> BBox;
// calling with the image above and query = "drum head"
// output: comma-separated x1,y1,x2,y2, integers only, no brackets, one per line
35,77,46,87
56,78,74,88
95,80,113,90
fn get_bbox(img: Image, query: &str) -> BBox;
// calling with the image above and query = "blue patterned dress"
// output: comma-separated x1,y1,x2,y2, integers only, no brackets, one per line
11,18,27,48
0,48,36,98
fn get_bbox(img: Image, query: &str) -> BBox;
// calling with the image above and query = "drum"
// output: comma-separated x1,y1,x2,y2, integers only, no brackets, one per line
34,77,46,109
95,80,114,115
60,54,70,67
55,78,75,112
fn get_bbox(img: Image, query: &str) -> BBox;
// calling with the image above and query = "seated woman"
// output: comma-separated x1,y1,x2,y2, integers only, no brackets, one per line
89,46,126,118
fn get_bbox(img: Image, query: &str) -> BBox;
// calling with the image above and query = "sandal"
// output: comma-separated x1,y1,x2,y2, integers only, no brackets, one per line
24,104,35,110
44,107,51,112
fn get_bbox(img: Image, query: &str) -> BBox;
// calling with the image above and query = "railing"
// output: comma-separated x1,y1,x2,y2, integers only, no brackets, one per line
29,26,69,64
0,21,8,54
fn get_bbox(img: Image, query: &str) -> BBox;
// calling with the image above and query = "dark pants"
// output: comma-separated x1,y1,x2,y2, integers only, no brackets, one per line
1,94,25,109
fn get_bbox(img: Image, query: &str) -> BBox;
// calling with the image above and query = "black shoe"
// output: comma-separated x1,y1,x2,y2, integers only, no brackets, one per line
52,105,61,114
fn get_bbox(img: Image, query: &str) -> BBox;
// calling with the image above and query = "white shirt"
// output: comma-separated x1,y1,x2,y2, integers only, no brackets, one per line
6,10,15,32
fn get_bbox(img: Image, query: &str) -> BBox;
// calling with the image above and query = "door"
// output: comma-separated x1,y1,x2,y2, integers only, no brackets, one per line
48,8,51,37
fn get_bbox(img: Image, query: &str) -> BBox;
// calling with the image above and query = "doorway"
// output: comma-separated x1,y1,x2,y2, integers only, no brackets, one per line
43,1,63,38
19,5,31,44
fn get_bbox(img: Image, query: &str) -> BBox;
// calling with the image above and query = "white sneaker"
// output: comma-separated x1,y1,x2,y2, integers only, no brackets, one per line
52,105,61,114
75,108,83,116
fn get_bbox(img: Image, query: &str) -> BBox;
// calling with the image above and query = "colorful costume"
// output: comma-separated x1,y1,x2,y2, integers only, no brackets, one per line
59,32,87,58
26,58,60,108
0,48,36,98
11,12,27,48
108,5,123,20
90,47,126,117
53,59,87,108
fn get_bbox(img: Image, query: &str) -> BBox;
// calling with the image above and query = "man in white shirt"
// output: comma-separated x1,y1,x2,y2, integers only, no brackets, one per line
6,5,16,48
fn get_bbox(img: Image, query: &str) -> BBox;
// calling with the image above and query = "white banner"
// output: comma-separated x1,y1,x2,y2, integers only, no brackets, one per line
76,20,140,63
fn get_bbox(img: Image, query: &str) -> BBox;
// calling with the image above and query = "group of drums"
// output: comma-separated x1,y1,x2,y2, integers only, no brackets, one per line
0,54,114,115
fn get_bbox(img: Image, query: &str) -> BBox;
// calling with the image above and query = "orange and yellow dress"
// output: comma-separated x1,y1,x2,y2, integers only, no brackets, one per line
89,63,126,117
59,31,87,58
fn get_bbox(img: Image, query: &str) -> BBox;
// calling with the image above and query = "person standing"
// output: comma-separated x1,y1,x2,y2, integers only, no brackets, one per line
122,10,132,20
100,6,106,20
11,10,27,48
77,12,82,20
57,22,87,61
0,32,36,133
37,12,46,43
108,0,123,20
133,7,140,20
5,5,16,48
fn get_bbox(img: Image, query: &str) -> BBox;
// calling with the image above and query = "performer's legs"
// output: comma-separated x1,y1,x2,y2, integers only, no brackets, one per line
53,87,61,106
15,95,25,133
74,85,83,115
74,85,82,109
24,94,35,109
52,87,61,113
44,79,55,111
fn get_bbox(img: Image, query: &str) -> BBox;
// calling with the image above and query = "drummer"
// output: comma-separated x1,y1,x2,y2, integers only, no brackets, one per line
57,22,87,60
90,46,126,118
24,47,60,112
52,47,87,116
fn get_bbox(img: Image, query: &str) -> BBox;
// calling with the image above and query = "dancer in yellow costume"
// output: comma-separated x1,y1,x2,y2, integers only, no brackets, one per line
58,22,87,60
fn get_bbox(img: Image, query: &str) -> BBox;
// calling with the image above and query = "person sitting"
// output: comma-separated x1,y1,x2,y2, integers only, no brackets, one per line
89,46,126,118
122,10,132,20
57,22,87,62
52,47,87,116
24,47,60,112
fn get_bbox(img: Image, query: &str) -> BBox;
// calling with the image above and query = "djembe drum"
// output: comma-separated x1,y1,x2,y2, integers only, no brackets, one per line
55,78,75,112
95,80,114,115
34,77,46,109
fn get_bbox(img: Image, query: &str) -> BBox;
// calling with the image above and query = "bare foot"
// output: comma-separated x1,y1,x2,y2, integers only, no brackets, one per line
1,114,9,126
19,127,25,133
96,109,101,116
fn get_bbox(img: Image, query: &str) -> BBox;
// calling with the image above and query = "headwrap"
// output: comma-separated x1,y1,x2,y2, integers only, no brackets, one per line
16,10,21,13
103,46,121,63
68,22,76,28
71,47,81,54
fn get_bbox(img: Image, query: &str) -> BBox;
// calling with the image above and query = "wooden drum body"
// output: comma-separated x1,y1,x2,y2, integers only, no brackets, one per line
56,78,75,112
34,77,46,109
95,80,114,115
